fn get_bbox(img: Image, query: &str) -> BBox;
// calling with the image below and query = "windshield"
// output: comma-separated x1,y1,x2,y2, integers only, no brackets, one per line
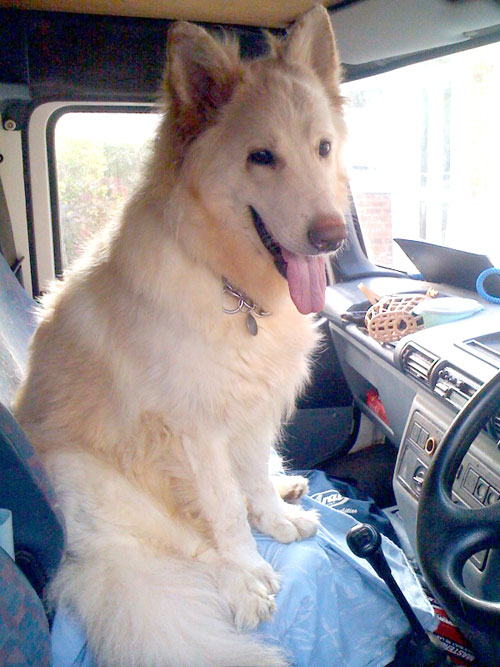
342,41,500,273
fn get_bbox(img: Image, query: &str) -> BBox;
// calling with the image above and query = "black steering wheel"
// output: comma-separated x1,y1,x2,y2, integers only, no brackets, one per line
416,370,500,640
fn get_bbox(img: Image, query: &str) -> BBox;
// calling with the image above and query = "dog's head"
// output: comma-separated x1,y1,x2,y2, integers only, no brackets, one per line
162,6,347,315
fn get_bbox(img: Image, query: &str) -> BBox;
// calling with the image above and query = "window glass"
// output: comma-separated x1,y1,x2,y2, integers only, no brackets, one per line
342,42,500,272
54,111,160,268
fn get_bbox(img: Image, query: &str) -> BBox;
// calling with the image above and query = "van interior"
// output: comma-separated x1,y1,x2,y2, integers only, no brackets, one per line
1,1,500,665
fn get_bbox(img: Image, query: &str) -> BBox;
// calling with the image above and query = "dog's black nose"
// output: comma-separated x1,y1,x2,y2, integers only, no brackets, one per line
308,215,347,253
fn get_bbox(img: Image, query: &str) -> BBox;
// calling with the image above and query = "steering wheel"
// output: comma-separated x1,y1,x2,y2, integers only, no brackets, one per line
416,370,500,637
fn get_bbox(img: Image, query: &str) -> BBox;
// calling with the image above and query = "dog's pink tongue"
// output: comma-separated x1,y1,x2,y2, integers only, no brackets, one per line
281,249,327,315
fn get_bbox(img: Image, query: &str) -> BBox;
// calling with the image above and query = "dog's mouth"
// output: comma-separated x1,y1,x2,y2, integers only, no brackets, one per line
249,205,327,315
250,206,287,279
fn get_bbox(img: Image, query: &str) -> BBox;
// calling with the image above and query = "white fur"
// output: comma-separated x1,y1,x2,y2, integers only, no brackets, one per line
15,7,347,665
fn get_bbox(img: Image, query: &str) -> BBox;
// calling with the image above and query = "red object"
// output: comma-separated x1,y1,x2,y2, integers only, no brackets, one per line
429,600,475,664
365,388,389,425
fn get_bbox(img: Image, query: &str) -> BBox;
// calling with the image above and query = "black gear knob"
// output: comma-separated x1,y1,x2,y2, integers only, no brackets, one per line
346,522,381,559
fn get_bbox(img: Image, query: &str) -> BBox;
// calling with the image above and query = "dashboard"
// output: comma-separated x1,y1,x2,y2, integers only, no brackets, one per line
324,275,500,600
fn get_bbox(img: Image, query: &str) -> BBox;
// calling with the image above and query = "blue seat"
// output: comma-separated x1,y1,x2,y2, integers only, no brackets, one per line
0,252,64,665
0,401,65,597
0,253,37,407
0,545,52,666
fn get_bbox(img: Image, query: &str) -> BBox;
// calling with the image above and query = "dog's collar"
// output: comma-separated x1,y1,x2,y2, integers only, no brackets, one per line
222,278,271,336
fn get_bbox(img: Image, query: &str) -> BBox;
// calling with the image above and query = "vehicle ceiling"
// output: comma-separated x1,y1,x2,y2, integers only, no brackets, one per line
1,0,499,73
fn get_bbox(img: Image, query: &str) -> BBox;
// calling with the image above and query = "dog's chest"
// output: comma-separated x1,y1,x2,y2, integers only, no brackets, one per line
221,313,318,412
128,281,318,429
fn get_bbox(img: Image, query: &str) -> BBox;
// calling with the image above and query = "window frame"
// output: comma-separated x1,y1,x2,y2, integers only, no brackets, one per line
46,104,155,277
26,102,153,294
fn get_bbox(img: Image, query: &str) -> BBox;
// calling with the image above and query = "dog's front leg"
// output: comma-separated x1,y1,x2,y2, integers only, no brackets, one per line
237,456,319,544
182,433,280,629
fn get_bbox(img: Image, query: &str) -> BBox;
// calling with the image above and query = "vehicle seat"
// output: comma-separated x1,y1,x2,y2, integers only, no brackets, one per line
0,252,37,407
0,251,64,665
0,544,52,666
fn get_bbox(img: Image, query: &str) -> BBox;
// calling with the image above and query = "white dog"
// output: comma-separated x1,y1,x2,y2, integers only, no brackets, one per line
15,6,347,664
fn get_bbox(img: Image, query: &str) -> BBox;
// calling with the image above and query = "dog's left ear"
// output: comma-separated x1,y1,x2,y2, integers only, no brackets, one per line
283,6,343,105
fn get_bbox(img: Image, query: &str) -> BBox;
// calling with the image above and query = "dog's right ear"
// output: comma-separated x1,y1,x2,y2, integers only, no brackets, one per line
165,22,241,147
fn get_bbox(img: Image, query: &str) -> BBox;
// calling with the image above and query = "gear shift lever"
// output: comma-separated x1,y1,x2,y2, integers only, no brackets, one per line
346,523,448,666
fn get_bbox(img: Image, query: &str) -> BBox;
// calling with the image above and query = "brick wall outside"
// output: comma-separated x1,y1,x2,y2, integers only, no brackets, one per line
354,193,393,267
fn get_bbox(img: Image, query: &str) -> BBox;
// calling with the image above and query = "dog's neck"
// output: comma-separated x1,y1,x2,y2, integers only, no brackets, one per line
222,278,271,336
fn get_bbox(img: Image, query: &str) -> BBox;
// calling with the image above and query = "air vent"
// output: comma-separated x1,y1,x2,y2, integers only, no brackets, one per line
400,343,438,385
433,366,481,411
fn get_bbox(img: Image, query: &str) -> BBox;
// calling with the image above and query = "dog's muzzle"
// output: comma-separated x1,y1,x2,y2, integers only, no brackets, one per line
251,206,347,271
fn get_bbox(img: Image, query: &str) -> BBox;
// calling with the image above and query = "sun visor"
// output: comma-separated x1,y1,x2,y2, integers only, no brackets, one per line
332,0,500,66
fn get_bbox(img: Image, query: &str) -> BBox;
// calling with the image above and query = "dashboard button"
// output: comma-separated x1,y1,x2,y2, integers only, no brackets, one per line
474,478,489,503
486,488,499,505
411,422,421,443
463,468,479,494
417,428,429,448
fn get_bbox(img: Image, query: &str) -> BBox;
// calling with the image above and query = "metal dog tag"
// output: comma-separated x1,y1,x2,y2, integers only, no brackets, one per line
246,312,258,336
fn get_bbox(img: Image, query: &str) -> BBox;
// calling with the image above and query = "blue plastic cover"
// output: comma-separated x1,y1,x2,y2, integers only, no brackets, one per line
52,472,436,667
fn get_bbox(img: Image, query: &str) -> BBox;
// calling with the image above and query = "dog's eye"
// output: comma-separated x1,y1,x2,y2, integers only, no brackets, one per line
319,140,331,158
248,150,276,167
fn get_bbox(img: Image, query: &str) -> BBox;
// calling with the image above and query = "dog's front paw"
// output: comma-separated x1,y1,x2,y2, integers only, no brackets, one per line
257,503,320,544
216,558,280,630
273,474,309,503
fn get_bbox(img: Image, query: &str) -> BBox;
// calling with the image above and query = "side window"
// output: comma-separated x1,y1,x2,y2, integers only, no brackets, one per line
53,111,160,269
342,41,499,271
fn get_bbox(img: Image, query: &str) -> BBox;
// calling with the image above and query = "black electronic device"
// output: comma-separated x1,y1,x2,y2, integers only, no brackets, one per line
394,238,500,295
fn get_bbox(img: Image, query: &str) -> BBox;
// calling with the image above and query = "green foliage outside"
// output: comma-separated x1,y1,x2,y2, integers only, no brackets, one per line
56,136,153,268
